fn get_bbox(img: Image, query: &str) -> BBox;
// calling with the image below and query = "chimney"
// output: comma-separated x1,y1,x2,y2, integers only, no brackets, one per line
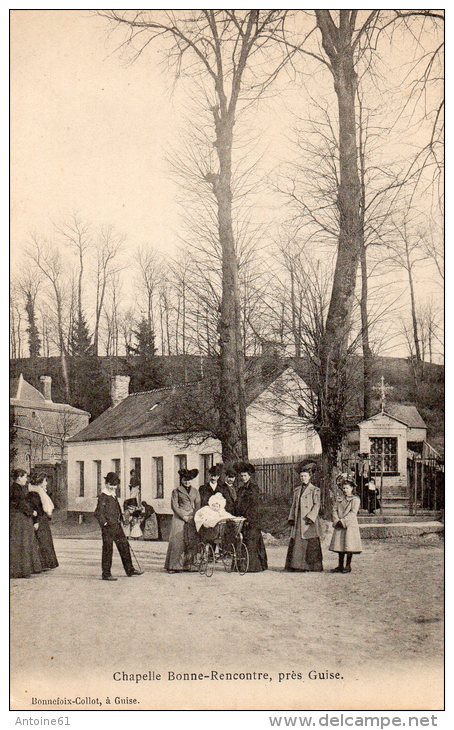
260,340,285,378
261,340,285,359
39,375,52,401
111,375,130,407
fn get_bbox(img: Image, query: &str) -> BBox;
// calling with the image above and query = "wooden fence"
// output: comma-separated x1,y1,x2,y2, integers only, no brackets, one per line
251,454,321,499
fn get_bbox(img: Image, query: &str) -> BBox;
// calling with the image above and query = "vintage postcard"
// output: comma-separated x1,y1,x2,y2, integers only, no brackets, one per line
10,9,444,712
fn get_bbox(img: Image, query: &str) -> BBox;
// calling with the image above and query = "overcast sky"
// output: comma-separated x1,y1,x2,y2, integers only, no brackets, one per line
10,10,444,361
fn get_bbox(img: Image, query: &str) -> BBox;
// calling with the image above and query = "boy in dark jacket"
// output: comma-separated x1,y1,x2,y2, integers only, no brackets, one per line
94,472,143,581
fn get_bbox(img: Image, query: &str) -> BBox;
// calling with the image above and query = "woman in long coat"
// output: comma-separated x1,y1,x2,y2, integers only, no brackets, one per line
285,462,323,572
235,463,268,572
10,469,42,578
329,479,362,573
28,469,59,570
164,469,201,572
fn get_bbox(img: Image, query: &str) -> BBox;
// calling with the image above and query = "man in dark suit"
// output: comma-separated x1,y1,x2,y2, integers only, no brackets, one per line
199,464,223,507
94,472,143,581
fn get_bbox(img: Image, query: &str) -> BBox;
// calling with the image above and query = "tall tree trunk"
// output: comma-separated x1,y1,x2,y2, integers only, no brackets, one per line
358,98,373,418
316,11,363,502
406,248,421,363
210,113,248,461
10,307,17,359
360,244,373,418
55,293,70,399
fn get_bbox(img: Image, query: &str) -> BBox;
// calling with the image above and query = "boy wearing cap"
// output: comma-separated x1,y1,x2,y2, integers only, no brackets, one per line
94,472,143,581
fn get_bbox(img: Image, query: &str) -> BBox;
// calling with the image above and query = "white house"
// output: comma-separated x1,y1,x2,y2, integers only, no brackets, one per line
66,367,321,521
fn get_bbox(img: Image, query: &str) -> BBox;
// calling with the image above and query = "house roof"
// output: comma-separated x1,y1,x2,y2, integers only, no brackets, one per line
385,404,427,429
68,361,309,443
354,404,427,430
10,374,90,416
67,383,203,442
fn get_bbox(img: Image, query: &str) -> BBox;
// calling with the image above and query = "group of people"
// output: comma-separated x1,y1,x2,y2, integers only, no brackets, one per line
11,460,363,581
164,462,269,573
123,470,159,541
10,468,59,579
163,460,362,575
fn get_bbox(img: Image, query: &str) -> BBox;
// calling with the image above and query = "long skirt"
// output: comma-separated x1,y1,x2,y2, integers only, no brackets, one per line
164,518,197,571
243,526,268,572
10,510,42,578
35,515,59,570
285,512,323,572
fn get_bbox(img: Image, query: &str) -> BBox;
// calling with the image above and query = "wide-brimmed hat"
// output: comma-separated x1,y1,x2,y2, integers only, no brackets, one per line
104,472,120,486
236,461,256,475
295,460,317,475
179,468,199,482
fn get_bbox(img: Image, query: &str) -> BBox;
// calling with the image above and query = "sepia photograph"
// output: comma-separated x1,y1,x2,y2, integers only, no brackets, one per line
10,8,444,712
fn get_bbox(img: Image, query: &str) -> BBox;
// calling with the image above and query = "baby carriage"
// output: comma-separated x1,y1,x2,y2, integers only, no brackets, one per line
184,517,249,577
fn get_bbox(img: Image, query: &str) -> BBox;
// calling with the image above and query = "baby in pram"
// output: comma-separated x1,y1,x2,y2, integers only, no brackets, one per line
194,493,242,546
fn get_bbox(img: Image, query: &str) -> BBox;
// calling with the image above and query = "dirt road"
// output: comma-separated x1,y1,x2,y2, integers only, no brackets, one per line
10,536,443,711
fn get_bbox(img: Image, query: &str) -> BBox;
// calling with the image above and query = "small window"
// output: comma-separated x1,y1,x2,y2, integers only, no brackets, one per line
77,461,85,497
175,454,187,486
93,460,102,495
201,453,214,484
129,458,141,488
370,437,398,475
153,457,164,499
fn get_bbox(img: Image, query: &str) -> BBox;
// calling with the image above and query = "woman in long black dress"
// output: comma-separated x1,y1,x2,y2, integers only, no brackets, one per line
10,469,42,578
28,469,59,570
235,462,268,572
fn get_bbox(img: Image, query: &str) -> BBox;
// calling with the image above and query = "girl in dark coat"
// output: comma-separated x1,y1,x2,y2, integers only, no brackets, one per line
28,469,59,570
10,469,42,578
235,463,268,572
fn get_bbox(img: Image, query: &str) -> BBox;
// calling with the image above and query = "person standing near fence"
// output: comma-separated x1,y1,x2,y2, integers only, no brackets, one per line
329,478,362,573
219,467,237,513
285,461,323,572
366,478,380,514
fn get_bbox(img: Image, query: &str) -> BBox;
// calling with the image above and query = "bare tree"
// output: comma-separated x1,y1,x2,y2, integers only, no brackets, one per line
386,213,429,365
97,9,294,461
119,306,136,356
56,213,92,323
17,265,43,358
93,225,124,355
10,283,23,359
25,234,70,397
135,246,163,335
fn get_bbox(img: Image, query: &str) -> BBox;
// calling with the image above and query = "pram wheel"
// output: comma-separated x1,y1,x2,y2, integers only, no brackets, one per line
199,543,215,577
236,542,249,575
222,543,236,573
